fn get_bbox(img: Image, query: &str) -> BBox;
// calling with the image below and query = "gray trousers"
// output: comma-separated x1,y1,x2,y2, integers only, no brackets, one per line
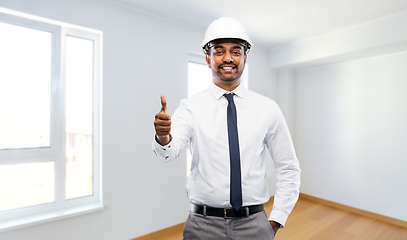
182,210,274,240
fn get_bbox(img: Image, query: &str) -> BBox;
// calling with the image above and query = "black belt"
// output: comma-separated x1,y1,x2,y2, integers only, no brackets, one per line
190,203,264,218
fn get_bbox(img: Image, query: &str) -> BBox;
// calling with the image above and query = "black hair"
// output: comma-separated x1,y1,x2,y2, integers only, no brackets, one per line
203,38,251,55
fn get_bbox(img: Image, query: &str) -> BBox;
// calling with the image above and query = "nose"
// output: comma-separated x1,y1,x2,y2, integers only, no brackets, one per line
223,52,233,63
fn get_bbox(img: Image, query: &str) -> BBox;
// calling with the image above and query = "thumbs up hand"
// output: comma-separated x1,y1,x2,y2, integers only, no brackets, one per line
161,95,168,113
154,95,171,145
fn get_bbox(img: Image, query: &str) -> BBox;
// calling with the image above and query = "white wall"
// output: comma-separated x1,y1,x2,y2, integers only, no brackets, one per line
0,0,274,239
296,52,407,221
247,46,279,195
269,11,407,70
247,45,277,100
270,11,407,222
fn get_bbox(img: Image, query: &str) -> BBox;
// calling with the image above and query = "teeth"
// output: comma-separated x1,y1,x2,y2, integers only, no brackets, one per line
223,67,233,70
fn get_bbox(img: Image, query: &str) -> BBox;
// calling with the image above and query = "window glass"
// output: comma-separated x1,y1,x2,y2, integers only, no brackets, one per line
0,162,54,211
65,36,94,199
0,22,52,150
188,62,212,97
0,10,102,231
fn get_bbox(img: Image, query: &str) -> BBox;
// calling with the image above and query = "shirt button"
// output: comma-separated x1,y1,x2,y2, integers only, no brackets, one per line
165,156,169,160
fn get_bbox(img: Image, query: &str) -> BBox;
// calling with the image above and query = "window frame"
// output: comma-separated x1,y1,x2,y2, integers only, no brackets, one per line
0,8,103,233
0,12,62,160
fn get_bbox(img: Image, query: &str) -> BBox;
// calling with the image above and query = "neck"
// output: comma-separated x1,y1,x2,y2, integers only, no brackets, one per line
213,79,241,92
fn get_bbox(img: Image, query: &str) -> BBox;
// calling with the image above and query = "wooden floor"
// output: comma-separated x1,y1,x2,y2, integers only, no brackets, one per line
141,197,407,240
273,198,407,240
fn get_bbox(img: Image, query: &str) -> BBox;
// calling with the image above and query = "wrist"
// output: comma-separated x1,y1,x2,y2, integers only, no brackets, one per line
155,134,171,146
269,220,281,230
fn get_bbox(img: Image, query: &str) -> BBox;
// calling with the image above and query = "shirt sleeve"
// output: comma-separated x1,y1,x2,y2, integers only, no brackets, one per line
152,99,193,162
265,103,301,227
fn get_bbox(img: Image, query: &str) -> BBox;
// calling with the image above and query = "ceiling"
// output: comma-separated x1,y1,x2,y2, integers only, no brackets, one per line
111,0,407,49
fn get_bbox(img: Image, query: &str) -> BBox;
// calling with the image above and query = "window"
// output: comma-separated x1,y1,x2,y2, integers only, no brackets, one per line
186,52,248,179
0,8,102,233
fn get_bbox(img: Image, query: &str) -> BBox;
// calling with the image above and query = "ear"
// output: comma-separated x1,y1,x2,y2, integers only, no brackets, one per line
206,55,211,68
244,54,247,64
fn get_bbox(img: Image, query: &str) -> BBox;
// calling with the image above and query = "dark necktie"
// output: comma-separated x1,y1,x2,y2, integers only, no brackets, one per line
224,93,242,211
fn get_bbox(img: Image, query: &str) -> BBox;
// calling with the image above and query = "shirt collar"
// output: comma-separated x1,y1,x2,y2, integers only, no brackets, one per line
209,82,246,100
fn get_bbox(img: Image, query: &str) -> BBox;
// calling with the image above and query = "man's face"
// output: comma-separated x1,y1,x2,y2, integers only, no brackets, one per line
206,42,247,84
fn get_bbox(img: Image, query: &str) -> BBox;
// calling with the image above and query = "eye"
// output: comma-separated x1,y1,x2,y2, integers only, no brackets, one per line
215,50,223,55
233,51,241,56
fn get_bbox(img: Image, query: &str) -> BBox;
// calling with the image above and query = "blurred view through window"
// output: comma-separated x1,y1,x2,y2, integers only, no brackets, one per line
0,22,51,150
65,36,94,200
0,22,95,212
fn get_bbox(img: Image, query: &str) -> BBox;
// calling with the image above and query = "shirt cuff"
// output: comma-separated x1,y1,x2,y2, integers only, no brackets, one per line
268,209,287,228
152,135,172,161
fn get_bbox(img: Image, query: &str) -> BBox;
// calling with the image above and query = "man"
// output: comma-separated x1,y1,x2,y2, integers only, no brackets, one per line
153,17,300,239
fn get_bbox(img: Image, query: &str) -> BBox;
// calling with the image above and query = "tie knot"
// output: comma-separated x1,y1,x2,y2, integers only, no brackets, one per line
224,93,234,103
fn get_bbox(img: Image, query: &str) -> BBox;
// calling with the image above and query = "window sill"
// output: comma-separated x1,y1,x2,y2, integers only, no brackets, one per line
0,202,105,233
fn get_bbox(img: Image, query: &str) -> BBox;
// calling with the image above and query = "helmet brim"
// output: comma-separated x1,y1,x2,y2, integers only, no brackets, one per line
203,38,251,55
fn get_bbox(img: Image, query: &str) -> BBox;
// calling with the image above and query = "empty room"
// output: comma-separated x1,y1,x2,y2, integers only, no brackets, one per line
0,0,406,239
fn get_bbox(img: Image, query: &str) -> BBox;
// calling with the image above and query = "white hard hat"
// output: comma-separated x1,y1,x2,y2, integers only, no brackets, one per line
201,17,253,55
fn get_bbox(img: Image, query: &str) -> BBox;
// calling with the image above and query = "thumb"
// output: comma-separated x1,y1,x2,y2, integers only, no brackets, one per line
160,95,167,113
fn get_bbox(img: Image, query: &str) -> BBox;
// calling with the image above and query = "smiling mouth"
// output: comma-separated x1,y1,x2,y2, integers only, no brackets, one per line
220,65,236,72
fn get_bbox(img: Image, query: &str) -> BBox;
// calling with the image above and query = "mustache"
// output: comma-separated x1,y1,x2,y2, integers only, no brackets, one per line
218,63,238,68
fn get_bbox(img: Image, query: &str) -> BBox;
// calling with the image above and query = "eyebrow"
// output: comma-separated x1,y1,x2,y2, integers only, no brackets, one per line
214,45,243,50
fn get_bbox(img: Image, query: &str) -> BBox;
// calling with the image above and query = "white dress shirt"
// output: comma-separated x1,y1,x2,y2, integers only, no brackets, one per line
152,82,301,226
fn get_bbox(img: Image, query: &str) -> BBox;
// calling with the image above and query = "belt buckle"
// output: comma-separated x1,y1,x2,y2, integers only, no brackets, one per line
223,208,233,218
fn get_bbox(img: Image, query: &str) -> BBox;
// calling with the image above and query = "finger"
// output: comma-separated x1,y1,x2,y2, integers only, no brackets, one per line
154,117,171,126
154,121,171,136
155,127,171,136
160,95,167,113
154,116,171,137
155,112,171,120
